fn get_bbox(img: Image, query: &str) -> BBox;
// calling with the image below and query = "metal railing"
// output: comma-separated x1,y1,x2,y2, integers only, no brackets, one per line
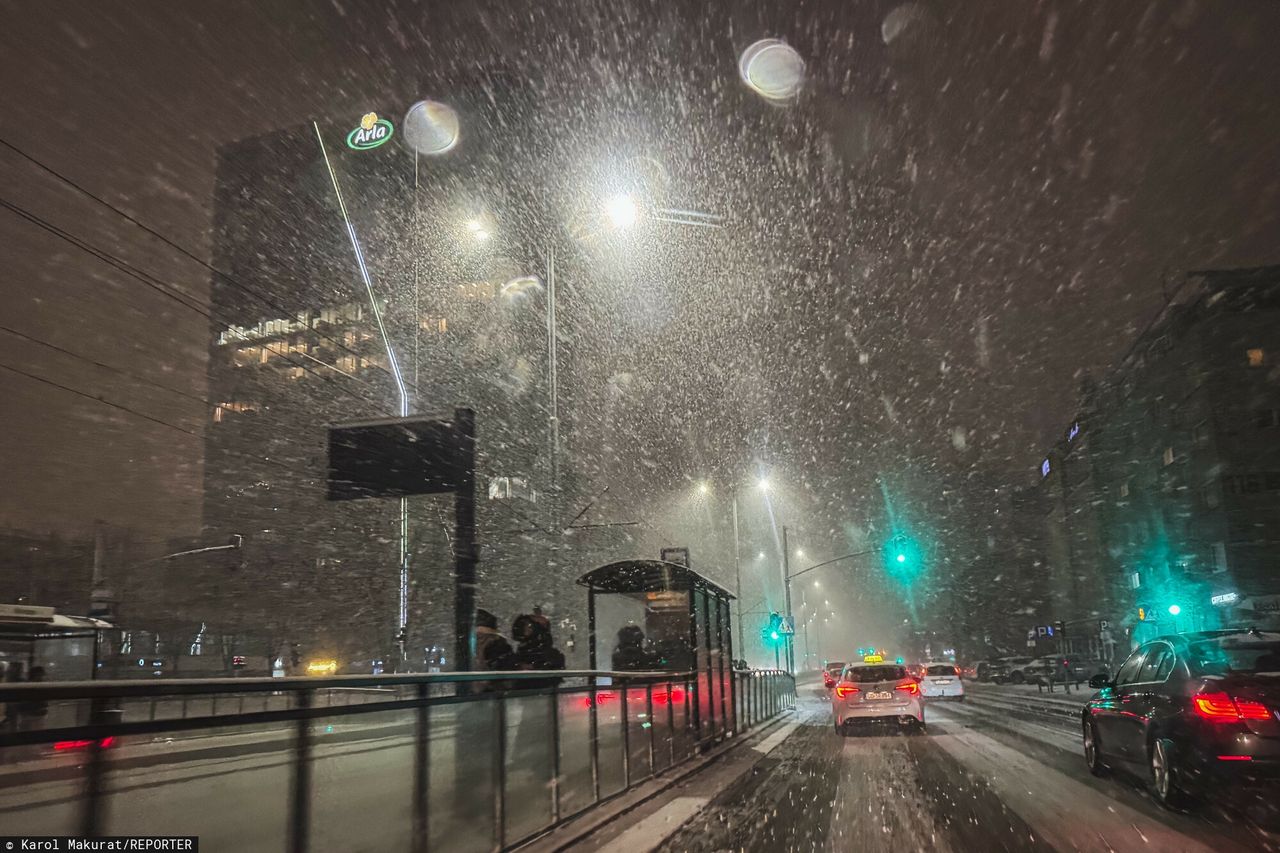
0,668,794,851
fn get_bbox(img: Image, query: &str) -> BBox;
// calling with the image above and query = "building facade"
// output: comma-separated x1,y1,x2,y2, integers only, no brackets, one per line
1034,265,1280,660
200,97,570,669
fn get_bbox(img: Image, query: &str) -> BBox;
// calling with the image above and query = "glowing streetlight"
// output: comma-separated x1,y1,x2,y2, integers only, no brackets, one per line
796,549,805,559
698,481,709,495
758,477,770,491
605,194,638,229
757,551,765,560
1168,604,1182,616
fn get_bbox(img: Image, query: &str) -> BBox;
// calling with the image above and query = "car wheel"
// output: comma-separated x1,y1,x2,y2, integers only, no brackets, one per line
1083,720,1107,777
1148,737,1191,809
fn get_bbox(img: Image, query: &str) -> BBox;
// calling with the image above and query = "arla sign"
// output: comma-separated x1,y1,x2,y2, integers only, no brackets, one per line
347,112,394,150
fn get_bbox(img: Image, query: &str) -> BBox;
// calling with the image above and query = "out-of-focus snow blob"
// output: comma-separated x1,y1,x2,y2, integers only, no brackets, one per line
501,275,543,300
738,39,805,103
403,99,460,155
882,3,930,45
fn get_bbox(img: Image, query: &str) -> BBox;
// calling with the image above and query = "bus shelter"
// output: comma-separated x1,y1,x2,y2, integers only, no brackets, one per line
0,604,112,682
578,559,736,747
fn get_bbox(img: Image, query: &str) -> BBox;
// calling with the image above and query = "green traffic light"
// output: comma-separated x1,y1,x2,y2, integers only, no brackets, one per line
1168,604,1181,616
896,553,906,563
770,631,780,641
895,657,904,664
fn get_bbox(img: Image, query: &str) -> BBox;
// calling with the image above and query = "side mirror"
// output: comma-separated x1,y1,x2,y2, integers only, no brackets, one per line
1088,674,1110,689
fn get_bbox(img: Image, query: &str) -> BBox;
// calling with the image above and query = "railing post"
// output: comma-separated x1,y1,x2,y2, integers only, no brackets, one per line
288,690,312,853
494,695,506,851
646,682,655,777
670,676,680,763
413,683,430,853
550,690,562,823
78,698,108,837
589,683,600,802
621,681,631,789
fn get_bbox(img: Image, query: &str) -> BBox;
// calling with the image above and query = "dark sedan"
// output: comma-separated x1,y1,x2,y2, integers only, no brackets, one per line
1081,628,1280,809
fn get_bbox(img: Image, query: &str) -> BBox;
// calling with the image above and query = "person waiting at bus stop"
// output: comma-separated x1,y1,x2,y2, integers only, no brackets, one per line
612,625,659,671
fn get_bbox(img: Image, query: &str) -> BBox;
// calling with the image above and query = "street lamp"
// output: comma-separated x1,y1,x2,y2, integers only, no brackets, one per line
698,481,710,495
758,477,770,491
604,194,638,229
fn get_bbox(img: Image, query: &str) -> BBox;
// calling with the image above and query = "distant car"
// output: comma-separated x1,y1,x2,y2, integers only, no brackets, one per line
1082,628,1280,810
919,663,965,700
822,661,846,689
995,656,1037,684
974,660,1001,682
831,663,925,733
1065,657,1110,682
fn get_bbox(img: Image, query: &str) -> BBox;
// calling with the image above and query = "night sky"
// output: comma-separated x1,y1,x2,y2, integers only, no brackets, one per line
2,0,1278,553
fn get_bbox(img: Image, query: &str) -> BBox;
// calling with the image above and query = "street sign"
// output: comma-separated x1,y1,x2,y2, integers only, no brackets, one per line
1026,629,1036,641
660,547,690,567
777,616,796,635
327,414,465,500
1098,619,1110,631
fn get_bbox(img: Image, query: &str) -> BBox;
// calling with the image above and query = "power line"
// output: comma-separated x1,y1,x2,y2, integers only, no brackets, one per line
0,135,387,374
0,194,387,409
0,323,210,407
0,360,200,438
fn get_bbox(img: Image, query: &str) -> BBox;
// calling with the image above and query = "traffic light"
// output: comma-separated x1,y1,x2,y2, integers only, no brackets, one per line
1167,604,1181,616
762,613,784,646
883,532,923,582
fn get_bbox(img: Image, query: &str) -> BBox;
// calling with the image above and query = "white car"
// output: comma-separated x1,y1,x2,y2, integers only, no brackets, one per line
831,662,925,733
919,662,965,700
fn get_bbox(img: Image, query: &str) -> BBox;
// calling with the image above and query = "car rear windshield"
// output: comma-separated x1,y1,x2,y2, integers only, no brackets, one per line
842,665,907,683
825,662,845,673
926,665,956,676
1187,638,1280,676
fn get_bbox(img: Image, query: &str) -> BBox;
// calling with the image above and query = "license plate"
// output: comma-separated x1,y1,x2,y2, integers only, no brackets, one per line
934,678,953,684
866,691,892,701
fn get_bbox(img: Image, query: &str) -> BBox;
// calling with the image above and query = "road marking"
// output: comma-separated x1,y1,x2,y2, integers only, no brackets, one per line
752,720,801,754
596,796,709,853
930,725,1221,852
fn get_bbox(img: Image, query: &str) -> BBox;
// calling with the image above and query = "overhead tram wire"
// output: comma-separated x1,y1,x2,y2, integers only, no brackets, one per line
0,135,385,376
0,358,338,482
0,324,211,407
0,195,389,412
0,360,200,438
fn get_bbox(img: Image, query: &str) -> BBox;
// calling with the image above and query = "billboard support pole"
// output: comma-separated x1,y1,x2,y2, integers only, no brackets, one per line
454,408,478,674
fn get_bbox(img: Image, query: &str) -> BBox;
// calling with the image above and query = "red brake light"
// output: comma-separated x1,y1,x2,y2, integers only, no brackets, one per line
1235,699,1270,721
834,684,859,699
896,679,919,695
1194,691,1270,722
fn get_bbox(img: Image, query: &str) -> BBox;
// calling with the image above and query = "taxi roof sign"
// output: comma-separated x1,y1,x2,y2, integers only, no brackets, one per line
862,653,884,663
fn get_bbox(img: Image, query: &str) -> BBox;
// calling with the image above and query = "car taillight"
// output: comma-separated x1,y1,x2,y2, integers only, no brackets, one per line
53,737,115,751
834,684,859,699
896,679,919,695
1193,691,1271,722
823,673,835,687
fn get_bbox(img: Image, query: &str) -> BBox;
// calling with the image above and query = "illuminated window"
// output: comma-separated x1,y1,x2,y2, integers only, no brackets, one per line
421,315,448,333
1246,348,1264,367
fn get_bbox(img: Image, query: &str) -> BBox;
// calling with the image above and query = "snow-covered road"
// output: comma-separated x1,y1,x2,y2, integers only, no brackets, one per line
651,680,1277,852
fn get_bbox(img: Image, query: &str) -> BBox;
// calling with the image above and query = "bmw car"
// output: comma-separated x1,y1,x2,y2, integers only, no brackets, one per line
1082,628,1280,809
832,662,925,733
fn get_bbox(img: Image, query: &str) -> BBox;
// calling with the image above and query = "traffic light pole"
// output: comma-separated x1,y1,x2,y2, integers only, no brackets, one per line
782,526,794,675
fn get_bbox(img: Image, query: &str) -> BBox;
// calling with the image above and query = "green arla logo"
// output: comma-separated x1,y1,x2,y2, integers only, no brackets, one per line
347,112,393,150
